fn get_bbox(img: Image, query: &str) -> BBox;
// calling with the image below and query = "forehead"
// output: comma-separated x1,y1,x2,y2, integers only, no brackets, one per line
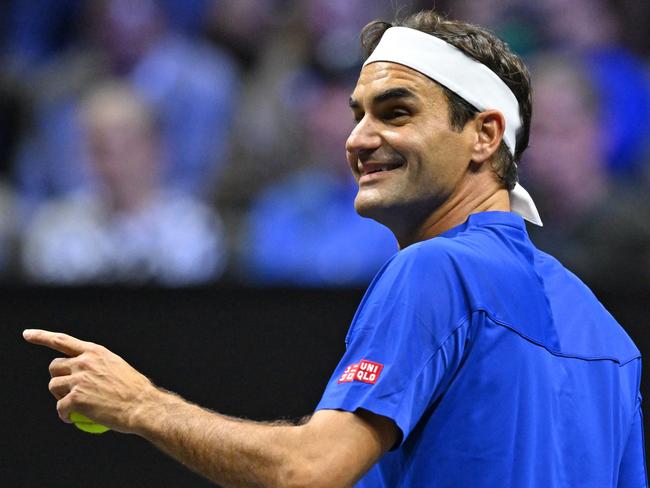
351,61,445,105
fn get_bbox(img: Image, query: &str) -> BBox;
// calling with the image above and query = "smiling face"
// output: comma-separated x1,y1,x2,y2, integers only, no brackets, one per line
346,62,475,242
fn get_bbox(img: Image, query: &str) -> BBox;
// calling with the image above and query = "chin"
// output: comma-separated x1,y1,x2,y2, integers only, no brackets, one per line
354,193,393,224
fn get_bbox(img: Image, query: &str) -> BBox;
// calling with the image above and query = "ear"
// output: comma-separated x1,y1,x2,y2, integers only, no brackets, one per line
470,110,506,164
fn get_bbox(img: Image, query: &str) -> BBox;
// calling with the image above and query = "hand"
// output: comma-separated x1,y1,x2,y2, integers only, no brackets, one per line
23,329,157,434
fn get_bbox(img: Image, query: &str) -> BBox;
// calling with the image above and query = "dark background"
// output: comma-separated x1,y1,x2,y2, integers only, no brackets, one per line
2,287,358,487
2,285,648,487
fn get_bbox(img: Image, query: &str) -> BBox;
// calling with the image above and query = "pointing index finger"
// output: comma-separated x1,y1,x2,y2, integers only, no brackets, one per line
23,329,94,357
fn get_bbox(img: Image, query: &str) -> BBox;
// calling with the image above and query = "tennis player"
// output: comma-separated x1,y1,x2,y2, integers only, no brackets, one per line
24,10,646,487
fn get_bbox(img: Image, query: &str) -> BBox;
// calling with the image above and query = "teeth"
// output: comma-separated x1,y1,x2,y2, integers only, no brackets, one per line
359,163,402,175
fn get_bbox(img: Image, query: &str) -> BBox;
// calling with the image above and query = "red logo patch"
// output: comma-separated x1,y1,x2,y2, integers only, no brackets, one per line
337,359,384,384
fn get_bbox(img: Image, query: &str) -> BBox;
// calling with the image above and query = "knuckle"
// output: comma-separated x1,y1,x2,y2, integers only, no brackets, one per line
68,390,88,409
48,358,59,373
68,372,82,389
66,389,78,402
56,400,68,420
84,347,99,358
48,378,64,400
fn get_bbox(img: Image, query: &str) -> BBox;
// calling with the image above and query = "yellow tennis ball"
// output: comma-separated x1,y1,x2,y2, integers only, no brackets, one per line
69,412,110,434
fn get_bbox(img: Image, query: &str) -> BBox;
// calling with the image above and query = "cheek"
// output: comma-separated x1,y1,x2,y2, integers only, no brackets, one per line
396,128,462,180
382,128,425,163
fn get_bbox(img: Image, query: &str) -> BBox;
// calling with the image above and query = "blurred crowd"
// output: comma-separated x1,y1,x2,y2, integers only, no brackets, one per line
0,0,648,289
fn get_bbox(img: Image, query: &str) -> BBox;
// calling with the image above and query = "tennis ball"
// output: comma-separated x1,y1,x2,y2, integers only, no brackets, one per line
70,412,110,434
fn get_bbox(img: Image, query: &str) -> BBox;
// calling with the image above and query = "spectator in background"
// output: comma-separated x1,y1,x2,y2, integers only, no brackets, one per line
447,0,650,176
14,0,239,221
523,55,607,230
522,55,650,290
214,0,393,207
241,82,396,286
1,0,211,73
21,82,226,285
441,0,650,291
537,0,650,176
214,0,395,282
1,0,83,74
203,0,285,71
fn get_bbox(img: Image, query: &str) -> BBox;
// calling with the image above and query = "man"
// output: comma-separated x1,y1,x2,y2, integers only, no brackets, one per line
23,10,646,487
21,81,226,285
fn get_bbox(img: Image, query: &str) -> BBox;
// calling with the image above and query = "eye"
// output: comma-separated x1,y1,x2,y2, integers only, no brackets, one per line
384,108,410,121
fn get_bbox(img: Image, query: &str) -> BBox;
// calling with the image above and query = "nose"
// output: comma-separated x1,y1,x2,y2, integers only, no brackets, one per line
345,117,382,157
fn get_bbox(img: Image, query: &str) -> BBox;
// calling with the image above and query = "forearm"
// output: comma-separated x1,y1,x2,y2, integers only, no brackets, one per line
23,329,390,487
132,388,307,488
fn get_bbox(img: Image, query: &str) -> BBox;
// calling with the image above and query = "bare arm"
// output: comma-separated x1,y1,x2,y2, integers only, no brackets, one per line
23,329,398,488
135,395,395,487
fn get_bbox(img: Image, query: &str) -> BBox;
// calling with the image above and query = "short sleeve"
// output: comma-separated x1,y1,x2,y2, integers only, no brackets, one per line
618,397,648,487
315,243,471,446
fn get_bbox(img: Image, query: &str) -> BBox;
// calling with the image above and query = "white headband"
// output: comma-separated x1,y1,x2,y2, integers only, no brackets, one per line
363,26,542,226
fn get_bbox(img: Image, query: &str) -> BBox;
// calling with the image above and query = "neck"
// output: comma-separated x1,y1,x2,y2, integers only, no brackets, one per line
107,182,156,214
395,172,510,249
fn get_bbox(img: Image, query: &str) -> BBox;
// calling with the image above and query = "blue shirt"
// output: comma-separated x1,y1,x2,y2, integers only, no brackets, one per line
316,211,646,487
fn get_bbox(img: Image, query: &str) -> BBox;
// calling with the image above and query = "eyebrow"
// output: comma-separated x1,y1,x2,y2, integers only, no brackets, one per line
349,87,417,109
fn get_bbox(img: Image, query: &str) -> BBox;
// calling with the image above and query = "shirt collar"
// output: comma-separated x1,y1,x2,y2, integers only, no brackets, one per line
440,211,526,239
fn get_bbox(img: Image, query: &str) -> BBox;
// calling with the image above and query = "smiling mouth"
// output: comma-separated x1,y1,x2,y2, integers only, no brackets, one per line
359,162,405,179
367,165,395,174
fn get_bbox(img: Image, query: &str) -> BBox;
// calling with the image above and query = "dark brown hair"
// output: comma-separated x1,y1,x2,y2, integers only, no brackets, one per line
360,11,532,190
